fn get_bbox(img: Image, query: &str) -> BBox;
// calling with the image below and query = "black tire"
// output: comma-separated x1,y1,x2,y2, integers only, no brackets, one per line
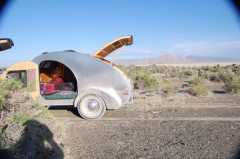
76,95,106,119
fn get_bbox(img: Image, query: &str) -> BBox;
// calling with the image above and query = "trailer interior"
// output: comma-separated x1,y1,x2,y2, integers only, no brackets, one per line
39,60,78,100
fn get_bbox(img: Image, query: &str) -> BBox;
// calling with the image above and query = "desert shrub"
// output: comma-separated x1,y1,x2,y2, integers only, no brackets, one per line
188,77,202,85
189,84,208,96
31,101,40,108
224,76,240,94
177,68,198,79
0,95,6,111
158,66,168,74
128,66,159,90
168,67,180,78
231,64,240,75
218,70,235,82
10,114,30,125
220,65,240,94
207,73,221,82
37,107,52,118
0,79,23,91
198,70,208,79
0,79,23,111
159,79,177,96
148,64,161,74
176,70,185,79
201,66,210,71
183,69,193,76
134,72,159,90
188,77,208,96
206,65,221,73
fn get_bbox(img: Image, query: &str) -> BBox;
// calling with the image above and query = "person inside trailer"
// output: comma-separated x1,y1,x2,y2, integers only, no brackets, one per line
40,69,51,82
51,67,64,86
40,65,64,94
40,63,77,99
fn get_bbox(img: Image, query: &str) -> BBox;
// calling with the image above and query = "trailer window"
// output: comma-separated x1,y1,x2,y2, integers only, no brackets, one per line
7,70,27,87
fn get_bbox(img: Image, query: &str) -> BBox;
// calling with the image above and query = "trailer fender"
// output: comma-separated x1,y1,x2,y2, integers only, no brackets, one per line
74,87,122,110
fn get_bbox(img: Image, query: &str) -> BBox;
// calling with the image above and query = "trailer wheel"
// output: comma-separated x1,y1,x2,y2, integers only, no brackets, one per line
76,95,106,119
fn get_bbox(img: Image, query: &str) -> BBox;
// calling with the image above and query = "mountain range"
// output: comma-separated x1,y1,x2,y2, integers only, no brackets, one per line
113,54,240,65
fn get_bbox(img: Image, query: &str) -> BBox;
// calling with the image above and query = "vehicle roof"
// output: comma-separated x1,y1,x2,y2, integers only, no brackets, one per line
7,61,37,72
33,50,94,65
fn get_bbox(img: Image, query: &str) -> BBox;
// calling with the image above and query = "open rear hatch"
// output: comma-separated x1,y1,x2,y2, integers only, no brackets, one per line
94,35,133,59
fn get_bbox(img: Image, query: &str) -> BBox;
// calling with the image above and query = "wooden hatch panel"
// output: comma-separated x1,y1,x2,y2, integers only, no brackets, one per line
94,35,133,59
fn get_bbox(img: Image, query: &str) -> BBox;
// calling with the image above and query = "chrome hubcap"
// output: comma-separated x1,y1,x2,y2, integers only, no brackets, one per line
87,100,99,111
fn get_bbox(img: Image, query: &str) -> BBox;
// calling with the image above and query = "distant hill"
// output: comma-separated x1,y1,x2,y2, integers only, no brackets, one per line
113,54,240,65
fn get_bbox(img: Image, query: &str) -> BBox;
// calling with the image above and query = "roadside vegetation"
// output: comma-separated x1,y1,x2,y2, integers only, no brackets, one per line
159,79,178,96
188,77,209,96
0,78,62,158
119,64,240,97
0,79,23,112
224,76,240,94
122,65,159,91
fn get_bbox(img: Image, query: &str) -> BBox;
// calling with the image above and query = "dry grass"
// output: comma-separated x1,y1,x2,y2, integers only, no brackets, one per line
188,78,209,96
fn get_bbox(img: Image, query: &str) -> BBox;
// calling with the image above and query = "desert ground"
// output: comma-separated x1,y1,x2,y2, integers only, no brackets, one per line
49,90,240,159
1,64,240,159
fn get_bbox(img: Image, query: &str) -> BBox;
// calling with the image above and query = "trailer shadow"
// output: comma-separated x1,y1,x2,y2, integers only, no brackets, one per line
48,105,81,118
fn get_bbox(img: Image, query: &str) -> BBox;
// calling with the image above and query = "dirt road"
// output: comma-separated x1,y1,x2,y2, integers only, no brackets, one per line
50,94,240,159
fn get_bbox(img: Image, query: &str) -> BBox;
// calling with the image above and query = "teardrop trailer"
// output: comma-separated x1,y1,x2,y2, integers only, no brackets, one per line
4,36,133,119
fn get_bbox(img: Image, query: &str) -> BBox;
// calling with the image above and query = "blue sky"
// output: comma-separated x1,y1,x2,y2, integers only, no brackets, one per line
0,0,240,66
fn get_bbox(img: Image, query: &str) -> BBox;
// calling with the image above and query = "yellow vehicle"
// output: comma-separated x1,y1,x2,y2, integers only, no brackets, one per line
4,61,40,99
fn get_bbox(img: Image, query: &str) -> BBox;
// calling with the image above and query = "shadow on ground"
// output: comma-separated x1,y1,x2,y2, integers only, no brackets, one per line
0,120,63,159
232,145,240,159
212,90,227,94
49,105,80,117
